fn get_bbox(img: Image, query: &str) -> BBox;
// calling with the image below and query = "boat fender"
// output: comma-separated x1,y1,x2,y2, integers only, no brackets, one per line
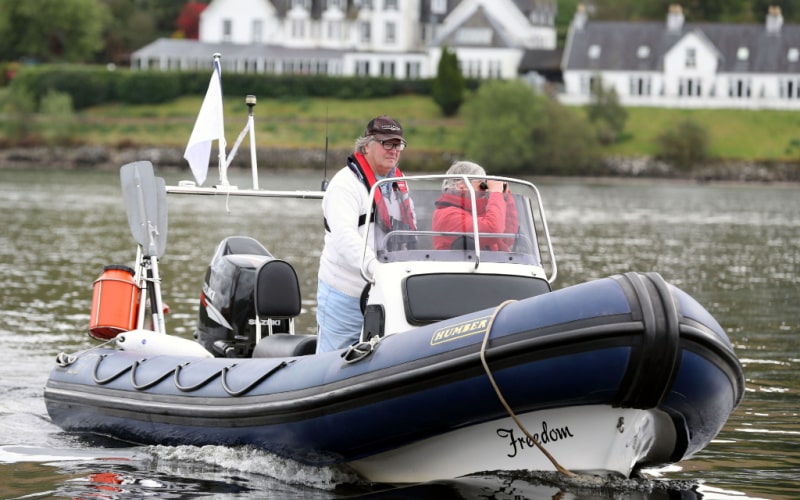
89,265,140,340
116,329,213,358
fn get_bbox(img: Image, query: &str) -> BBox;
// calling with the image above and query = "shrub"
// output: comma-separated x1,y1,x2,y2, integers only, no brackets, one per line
10,65,116,109
39,90,77,146
655,119,709,172
586,79,628,145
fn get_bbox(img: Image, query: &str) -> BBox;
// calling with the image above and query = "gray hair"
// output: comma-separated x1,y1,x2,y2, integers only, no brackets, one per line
442,161,486,192
354,135,372,154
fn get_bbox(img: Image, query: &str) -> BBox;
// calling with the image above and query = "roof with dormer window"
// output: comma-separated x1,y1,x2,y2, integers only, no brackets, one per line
564,18,800,74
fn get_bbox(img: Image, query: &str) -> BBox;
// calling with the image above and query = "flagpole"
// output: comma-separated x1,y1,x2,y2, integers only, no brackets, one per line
212,53,229,187
246,95,258,190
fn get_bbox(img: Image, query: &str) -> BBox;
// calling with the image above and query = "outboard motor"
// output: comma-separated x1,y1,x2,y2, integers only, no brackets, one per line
195,236,291,357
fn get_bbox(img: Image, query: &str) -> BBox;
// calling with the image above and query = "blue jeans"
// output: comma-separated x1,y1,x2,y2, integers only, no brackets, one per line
316,279,363,353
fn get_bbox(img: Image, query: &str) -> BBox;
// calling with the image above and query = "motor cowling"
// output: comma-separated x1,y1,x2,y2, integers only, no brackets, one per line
194,237,291,357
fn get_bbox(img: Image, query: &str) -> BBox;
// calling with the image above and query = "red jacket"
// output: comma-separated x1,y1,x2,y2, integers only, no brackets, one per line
431,191,518,251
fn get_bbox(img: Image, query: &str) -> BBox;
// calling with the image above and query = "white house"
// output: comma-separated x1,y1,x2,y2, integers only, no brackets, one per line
130,0,558,80
561,4,800,110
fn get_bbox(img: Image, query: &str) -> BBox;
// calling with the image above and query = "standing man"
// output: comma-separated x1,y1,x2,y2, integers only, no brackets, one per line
316,115,416,353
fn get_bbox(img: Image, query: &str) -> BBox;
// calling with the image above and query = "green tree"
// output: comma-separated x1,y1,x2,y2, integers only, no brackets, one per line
586,78,628,144
0,0,110,62
462,80,599,175
432,46,465,117
587,0,751,21
101,0,158,64
750,0,799,21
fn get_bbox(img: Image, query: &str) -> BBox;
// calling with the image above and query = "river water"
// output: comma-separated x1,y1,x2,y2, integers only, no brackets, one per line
0,168,797,499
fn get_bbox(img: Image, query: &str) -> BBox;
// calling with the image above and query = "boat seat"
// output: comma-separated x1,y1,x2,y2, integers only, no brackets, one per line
254,259,302,340
252,333,317,357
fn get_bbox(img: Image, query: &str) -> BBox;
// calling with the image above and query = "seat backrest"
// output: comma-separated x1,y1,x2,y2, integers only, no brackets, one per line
255,259,301,319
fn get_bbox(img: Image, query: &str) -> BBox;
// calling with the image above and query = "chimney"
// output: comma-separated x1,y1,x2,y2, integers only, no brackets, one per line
572,3,587,30
667,4,684,32
766,5,783,33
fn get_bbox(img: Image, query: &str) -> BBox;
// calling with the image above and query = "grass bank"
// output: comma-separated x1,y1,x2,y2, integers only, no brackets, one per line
6,89,800,163
81,95,465,153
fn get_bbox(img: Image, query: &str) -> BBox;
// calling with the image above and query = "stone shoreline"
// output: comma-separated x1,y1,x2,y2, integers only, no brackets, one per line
2,145,798,183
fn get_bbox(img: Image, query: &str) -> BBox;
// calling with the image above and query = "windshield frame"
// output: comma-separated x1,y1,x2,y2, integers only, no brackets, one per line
359,174,557,283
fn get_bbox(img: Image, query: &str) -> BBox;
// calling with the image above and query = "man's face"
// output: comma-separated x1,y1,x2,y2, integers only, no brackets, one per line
364,138,404,176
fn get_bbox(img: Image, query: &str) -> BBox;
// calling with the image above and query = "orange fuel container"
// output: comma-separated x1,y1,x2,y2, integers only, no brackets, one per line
89,265,139,340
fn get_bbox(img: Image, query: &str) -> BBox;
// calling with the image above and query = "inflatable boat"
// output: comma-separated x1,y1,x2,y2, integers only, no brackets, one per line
44,161,744,484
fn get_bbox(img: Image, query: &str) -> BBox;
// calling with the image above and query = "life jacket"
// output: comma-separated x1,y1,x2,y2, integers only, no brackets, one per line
433,192,515,251
325,152,416,233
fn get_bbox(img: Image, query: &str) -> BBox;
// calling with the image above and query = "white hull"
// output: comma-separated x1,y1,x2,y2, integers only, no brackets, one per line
348,405,676,483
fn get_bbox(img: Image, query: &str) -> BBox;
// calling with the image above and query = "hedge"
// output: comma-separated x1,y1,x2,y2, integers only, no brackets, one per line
8,65,441,109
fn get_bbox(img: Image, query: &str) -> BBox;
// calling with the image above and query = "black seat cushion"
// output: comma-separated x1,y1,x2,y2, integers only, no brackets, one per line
252,334,317,357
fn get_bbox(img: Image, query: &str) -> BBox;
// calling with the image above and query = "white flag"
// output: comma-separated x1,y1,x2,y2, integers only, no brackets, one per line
183,60,223,186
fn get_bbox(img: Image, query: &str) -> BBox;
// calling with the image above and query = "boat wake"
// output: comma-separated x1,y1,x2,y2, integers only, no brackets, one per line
146,444,362,491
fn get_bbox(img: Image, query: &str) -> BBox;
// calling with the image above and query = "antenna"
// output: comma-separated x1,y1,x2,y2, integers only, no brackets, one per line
321,106,329,191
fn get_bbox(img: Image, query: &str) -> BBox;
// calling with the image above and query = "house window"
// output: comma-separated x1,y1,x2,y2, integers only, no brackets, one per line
588,44,601,59
292,19,305,38
636,46,650,59
291,0,310,8
222,19,232,42
728,78,751,98
737,47,749,61
380,60,395,77
685,47,696,68
328,21,342,40
385,22,396,44
252,20,263,43
629,76,652,96
580,75,597,95
431,0,446,14
488,60,502,78
384,0,398,9
455,28,492,45
788,48,799,62
467,60,481,78
356,60,370,76
780,79,800,98
678,77,702,97
360,22,371,43
406,61,421,79
327,0,345,9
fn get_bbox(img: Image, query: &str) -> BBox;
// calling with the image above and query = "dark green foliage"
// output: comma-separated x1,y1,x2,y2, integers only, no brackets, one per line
10,66,435,108
115,71,182,104
432,47,466,117
0,0,110,63
586,80,628,145
532,98,602,175
39,90,77,145
462,80,600,175
9,66,116,109
655,119,710,171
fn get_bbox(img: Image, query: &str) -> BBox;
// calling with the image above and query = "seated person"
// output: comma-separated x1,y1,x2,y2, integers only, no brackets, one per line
432,161,518,251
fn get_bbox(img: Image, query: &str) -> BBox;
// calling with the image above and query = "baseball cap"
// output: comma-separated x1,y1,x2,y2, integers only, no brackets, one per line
364,115,404,141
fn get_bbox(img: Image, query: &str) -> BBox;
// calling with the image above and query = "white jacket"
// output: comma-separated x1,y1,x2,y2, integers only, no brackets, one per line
318,166,377,298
